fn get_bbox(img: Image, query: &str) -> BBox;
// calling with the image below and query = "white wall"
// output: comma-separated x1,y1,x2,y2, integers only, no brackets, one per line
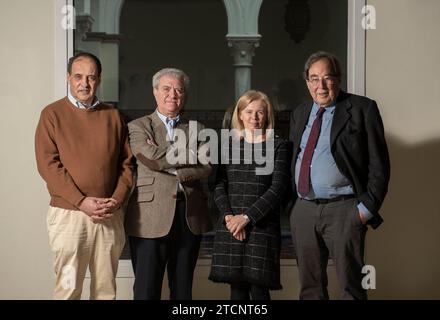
0,0,55,299
366,0,440,299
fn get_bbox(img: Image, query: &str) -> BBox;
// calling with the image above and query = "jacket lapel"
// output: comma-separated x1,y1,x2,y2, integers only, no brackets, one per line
150,111,171,146
330,91,352,147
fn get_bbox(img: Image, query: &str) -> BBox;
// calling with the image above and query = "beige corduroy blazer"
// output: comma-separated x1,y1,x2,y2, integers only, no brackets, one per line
125,111,212,238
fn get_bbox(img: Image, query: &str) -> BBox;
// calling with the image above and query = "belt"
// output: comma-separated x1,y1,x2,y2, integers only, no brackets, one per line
303,194,356,205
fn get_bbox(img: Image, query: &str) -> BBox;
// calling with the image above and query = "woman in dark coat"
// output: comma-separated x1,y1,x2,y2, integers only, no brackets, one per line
209,90,290,300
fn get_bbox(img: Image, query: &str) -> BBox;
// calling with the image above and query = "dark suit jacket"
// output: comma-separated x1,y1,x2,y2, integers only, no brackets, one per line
289,91,390,229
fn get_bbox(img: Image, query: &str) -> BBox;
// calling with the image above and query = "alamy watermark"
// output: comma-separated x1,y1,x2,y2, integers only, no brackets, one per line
165,122,275,175
362,5,376,30
61,5,76,30
361,264,376,290
61,4,377,32
61,265,76,290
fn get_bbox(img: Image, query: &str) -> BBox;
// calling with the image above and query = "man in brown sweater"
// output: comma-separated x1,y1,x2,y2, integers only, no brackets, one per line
35,52,133,299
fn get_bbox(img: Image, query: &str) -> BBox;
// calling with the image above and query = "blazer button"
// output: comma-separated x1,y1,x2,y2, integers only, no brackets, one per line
172,194,177,199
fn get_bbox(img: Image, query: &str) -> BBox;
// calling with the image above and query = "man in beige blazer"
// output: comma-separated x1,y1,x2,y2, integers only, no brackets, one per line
125,68,212,300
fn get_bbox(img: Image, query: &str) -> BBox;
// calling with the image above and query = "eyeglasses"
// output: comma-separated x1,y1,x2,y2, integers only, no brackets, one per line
307,75,337,87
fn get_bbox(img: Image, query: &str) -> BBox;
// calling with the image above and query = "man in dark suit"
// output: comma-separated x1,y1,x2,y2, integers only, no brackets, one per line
289,51,390,299
125,68,212,300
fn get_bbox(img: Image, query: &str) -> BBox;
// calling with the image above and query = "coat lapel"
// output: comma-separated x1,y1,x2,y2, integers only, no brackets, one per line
150,111,190,146
330,91,352,147
150,111,171,146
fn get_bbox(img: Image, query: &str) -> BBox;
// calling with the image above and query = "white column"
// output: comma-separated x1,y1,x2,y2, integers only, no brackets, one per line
223,0,263,100
97,0,125,34
226,36,261,100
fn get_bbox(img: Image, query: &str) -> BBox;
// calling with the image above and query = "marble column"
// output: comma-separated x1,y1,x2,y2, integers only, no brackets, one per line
222,0,263,100
226,36,261,100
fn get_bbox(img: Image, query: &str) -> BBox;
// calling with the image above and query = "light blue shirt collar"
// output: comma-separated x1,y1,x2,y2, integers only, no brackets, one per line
156,109,180,126
156,109,180,140
312,101,336,114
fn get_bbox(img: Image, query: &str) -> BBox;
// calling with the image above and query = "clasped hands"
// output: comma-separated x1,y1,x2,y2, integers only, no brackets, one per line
79,197,120,223
225,214,249,242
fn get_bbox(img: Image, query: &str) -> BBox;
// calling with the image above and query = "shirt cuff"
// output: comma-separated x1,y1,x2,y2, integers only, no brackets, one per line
166,168,177,175
357,202,374,221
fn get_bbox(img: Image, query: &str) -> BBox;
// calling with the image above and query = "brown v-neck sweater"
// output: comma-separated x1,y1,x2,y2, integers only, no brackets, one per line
35,97,133,210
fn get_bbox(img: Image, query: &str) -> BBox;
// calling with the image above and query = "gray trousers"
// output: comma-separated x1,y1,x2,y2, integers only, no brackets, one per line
290,198,368,300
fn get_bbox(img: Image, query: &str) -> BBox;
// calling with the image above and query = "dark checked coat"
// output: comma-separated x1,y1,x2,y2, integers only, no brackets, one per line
209,137,290,290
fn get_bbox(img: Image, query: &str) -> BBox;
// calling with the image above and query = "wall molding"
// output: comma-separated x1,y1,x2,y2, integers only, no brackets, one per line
347,0,366,95
54,0,74,100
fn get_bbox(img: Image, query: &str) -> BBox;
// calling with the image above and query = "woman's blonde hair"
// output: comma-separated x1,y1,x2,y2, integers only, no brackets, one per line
230,90,275,133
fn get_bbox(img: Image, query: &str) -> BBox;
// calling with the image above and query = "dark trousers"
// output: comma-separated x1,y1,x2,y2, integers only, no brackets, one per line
290,198,367,300
129,197,202,300
230,283,271,300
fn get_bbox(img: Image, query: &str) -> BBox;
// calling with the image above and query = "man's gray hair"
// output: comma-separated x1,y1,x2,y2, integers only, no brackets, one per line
152,68,190,90
303,51,342,80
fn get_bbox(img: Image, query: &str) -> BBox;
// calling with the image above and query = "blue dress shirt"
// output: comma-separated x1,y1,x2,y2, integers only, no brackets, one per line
156,109,180,141
295,102,373,221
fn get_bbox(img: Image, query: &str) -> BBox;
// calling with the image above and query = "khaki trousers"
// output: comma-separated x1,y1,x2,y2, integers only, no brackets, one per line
47,206,125,300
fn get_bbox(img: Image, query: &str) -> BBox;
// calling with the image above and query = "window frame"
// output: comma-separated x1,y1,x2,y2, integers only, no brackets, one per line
54,0,366,99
